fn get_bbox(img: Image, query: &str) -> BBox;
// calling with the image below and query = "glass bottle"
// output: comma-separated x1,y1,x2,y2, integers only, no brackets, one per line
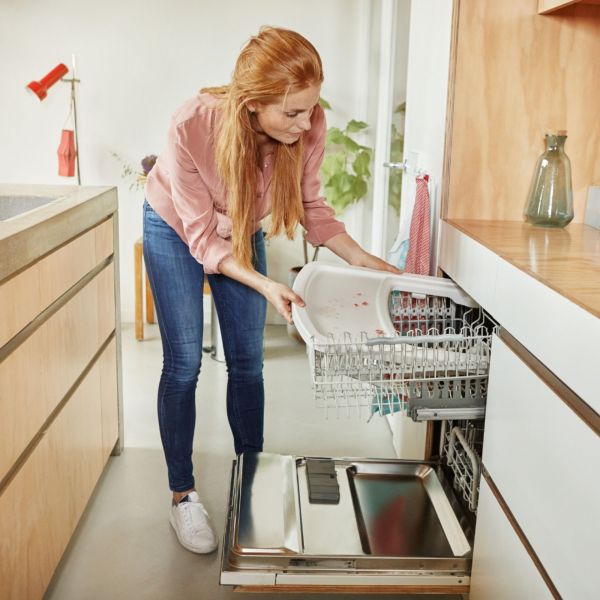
524,131,573,227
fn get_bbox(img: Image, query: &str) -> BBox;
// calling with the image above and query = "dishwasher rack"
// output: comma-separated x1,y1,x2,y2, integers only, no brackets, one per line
292,263,496,421
440,419,485,513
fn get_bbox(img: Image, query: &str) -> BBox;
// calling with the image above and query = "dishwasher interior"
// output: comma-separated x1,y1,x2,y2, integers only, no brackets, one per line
221,264,495,592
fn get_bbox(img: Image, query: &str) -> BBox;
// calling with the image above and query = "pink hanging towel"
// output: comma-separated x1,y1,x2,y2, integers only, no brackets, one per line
57,129,77,177
404,175,430,275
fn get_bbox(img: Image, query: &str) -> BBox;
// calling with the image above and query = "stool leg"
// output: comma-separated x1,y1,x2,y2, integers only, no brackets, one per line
135,242,143,340
145,270,155,324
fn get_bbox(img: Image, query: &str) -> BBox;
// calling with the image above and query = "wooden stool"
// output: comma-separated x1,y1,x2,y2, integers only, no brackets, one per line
134,237,155,340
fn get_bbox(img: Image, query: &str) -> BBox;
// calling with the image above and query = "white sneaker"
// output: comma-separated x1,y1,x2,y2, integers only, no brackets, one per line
169,491,218,554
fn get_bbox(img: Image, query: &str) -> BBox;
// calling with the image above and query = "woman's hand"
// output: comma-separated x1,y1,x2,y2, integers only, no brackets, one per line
324,233,402,274
353,252,402,274
218,256,305,324
261,280,305,324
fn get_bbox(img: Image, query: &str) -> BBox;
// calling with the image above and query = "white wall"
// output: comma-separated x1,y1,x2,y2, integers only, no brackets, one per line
0,0,371,323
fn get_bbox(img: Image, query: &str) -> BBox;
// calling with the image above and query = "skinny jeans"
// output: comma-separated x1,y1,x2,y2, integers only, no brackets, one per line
142,200,266,492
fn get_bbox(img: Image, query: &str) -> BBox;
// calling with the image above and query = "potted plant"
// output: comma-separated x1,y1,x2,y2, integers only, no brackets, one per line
319,98,373,215
112,153,157,190
287,100,374,343
287,100,406,343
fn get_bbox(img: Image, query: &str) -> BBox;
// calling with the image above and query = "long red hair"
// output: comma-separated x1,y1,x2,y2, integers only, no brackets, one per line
202,27,324,269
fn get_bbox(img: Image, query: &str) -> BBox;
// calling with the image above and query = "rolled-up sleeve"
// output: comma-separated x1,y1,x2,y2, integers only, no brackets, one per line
166,121,231,274
301,107,346,246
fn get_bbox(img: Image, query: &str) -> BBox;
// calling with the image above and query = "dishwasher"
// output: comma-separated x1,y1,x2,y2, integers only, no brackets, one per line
220,263,496,593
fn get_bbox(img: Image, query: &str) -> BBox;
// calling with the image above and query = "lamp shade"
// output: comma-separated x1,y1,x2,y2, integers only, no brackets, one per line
26,63,69,101
57,129,77,177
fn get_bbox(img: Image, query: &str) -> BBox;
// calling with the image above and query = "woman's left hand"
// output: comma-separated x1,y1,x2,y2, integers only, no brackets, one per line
323,233,402,274
354,252,402,274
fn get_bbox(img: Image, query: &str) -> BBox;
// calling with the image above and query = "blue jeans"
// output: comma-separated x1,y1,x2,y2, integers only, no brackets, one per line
142,200,267,492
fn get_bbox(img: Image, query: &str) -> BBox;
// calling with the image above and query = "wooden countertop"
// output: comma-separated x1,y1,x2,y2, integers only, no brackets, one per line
446,219,600,319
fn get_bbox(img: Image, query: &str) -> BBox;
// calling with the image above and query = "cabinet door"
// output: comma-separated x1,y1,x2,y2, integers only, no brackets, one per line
483,334,600,599
99,337,118,461
470,477,553,600
0,347,105,600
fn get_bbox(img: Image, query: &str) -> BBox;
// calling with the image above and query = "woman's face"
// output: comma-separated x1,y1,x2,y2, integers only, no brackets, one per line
249,83,321,145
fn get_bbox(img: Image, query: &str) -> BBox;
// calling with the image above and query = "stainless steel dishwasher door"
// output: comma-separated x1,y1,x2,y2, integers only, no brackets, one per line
220,452,473,592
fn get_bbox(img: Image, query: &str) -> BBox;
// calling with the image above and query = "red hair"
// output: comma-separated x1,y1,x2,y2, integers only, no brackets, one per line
202,26,324,269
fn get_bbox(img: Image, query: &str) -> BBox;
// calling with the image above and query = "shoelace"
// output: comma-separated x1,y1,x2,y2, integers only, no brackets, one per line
177,501,210,534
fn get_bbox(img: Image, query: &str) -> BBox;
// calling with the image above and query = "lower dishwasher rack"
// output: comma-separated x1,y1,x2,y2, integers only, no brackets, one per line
220,452,474,592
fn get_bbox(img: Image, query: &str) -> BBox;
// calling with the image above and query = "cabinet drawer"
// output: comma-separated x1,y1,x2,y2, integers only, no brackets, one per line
0,264,115,482
0,343,106,600
493,257,600,412
0,218,113,348
483,334,600,599
470,477,553,600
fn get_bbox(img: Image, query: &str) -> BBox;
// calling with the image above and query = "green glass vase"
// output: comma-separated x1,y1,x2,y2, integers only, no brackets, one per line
524,132,573,227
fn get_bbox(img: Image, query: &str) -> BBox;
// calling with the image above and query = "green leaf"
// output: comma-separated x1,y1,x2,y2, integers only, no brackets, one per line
346,119,369,133
320,107,375,214
326,127,346,146
394,102,406,114
340,135,360,153
390,137,404,159
328,172,353,195
352,150,371,178
319,97,332,110
352,177,368,201
321,152,344,175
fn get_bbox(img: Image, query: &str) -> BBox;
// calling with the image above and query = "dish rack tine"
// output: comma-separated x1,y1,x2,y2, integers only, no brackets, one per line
448,426,481,512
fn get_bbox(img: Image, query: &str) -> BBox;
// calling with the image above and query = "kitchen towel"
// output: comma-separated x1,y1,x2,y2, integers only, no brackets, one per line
403,175,430,275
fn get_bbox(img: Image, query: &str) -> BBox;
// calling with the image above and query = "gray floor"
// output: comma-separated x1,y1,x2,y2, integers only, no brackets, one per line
45,323,463,600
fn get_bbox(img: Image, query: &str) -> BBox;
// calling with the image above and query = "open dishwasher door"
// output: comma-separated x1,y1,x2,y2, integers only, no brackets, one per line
220,452,473,593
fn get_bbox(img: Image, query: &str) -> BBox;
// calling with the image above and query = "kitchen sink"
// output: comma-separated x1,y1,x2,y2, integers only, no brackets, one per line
0,195,60,221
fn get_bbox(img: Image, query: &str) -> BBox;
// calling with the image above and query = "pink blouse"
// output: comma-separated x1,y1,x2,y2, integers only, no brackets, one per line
144,93,346,274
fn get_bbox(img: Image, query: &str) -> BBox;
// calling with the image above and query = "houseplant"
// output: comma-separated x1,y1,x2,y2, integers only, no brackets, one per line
112,153,157,190
319,98,373,214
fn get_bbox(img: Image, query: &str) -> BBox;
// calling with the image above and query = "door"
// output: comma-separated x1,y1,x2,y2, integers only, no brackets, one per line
369,0,455,460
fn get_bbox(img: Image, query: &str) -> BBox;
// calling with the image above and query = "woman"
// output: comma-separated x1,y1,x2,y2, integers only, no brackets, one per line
143,26,399,554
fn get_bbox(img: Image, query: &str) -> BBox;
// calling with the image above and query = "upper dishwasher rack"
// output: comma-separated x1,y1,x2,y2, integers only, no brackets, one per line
292,263,496,420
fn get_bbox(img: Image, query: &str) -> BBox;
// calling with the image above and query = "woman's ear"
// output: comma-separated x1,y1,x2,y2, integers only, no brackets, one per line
247,102,256,114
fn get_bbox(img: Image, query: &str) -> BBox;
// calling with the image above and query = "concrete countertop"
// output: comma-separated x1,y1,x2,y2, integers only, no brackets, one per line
0,184,118,283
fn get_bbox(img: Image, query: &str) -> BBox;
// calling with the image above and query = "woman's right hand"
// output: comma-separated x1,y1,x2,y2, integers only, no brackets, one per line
261,280,305,325
217,256,305,324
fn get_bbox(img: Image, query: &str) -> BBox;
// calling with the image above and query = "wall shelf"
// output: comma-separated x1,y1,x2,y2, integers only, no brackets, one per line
538,0,600,15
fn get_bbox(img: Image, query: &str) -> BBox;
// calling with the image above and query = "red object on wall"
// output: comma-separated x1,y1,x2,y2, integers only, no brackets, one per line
26,63,69,101
57,129,77,177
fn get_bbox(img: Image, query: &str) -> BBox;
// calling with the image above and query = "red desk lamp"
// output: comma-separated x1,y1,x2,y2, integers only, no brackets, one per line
26,55,82,184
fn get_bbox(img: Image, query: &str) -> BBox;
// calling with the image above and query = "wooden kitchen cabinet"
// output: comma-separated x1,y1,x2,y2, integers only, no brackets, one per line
443,0,600,223
0,218,113,348
0,233,115,482
0,186,121,600
439,219,600,599
0,343,108,600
